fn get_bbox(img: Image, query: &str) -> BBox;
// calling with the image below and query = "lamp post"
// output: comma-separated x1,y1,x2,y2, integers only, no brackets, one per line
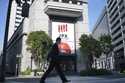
0,0,28,82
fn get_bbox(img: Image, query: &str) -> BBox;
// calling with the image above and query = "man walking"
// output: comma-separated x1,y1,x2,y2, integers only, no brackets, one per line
40,37,70,83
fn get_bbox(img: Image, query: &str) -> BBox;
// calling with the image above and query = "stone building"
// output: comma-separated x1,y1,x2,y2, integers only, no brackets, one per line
6,0,89,75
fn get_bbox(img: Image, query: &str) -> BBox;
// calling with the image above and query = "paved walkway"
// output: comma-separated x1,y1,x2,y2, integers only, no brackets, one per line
4,75,125,83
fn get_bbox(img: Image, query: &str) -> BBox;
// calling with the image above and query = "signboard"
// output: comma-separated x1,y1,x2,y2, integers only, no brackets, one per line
52,22,75,54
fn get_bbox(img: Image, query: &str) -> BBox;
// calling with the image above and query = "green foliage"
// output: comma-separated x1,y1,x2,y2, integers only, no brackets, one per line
79,34,102,57
21,67,31,75
26,31,53,66
79,34,113,69
120,69,125,73
98,35,113,69
99,35,112,44
99,34,112,54
32,68,42,72
79,68,112,76
79,34,102,69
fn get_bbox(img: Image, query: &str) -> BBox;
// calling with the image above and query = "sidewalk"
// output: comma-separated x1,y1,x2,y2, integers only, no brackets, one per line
4,75,125,83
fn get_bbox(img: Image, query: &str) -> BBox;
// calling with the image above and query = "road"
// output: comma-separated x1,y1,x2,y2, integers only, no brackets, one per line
5,75,125,83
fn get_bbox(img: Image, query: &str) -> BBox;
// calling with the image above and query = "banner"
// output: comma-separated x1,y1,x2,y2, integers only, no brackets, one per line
52,22,75,54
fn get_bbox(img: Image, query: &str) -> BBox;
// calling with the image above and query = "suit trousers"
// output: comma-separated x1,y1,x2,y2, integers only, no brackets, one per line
40,60,67,82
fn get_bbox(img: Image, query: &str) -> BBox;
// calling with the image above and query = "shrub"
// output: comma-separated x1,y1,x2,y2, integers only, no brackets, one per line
121,70,125,74
21,67,31,75
80,68,112,76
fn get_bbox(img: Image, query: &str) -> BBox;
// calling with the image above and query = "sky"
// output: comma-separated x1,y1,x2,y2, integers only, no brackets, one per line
0,0,9,51
88,0,106,31
0,0,106,51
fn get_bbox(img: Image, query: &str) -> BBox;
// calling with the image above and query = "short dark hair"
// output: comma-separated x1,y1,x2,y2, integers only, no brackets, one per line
56,37,61,42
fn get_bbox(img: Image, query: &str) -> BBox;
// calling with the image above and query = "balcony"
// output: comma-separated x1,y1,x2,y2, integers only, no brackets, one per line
44,0,84,17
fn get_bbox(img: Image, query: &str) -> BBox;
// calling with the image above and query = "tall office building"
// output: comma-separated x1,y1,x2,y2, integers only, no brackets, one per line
6,0,89,76
92,7,110,40
107,0,125,71
8,0,32,40
6,0,33,76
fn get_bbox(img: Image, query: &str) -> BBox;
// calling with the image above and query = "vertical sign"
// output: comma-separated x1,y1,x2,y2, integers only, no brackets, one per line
52,22,75,54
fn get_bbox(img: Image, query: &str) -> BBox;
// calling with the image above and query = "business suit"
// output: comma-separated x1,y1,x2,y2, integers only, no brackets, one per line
40,39,69,83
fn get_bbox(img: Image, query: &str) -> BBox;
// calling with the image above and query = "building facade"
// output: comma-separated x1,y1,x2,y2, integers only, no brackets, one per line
6,0,89,75
92,7,110,40
107,0,125,71
8,0,32,40
92,7,114,70
6,0,33,76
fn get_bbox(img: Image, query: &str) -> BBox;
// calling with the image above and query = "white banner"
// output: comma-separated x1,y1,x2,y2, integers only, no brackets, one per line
52,22,75,54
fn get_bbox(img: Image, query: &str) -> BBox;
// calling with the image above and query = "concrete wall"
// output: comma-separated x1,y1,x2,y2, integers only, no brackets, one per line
20,0,50,71
28,0,49,33
75,2,89,71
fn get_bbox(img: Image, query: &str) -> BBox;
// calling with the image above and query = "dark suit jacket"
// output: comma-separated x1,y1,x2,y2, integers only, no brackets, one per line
47,43,59,60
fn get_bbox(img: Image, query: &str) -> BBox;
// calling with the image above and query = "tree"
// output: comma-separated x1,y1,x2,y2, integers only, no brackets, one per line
26,31,53,67
99,35,112,53
99,35,113,69
79,34,102,69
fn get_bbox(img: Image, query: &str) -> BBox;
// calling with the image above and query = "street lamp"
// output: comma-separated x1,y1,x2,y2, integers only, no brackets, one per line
0,0,29,82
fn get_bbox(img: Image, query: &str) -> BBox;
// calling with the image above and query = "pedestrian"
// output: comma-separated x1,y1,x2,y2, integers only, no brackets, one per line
40,37,70,83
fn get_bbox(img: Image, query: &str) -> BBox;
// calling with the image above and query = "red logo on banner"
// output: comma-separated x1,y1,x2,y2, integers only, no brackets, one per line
58,24,68,33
